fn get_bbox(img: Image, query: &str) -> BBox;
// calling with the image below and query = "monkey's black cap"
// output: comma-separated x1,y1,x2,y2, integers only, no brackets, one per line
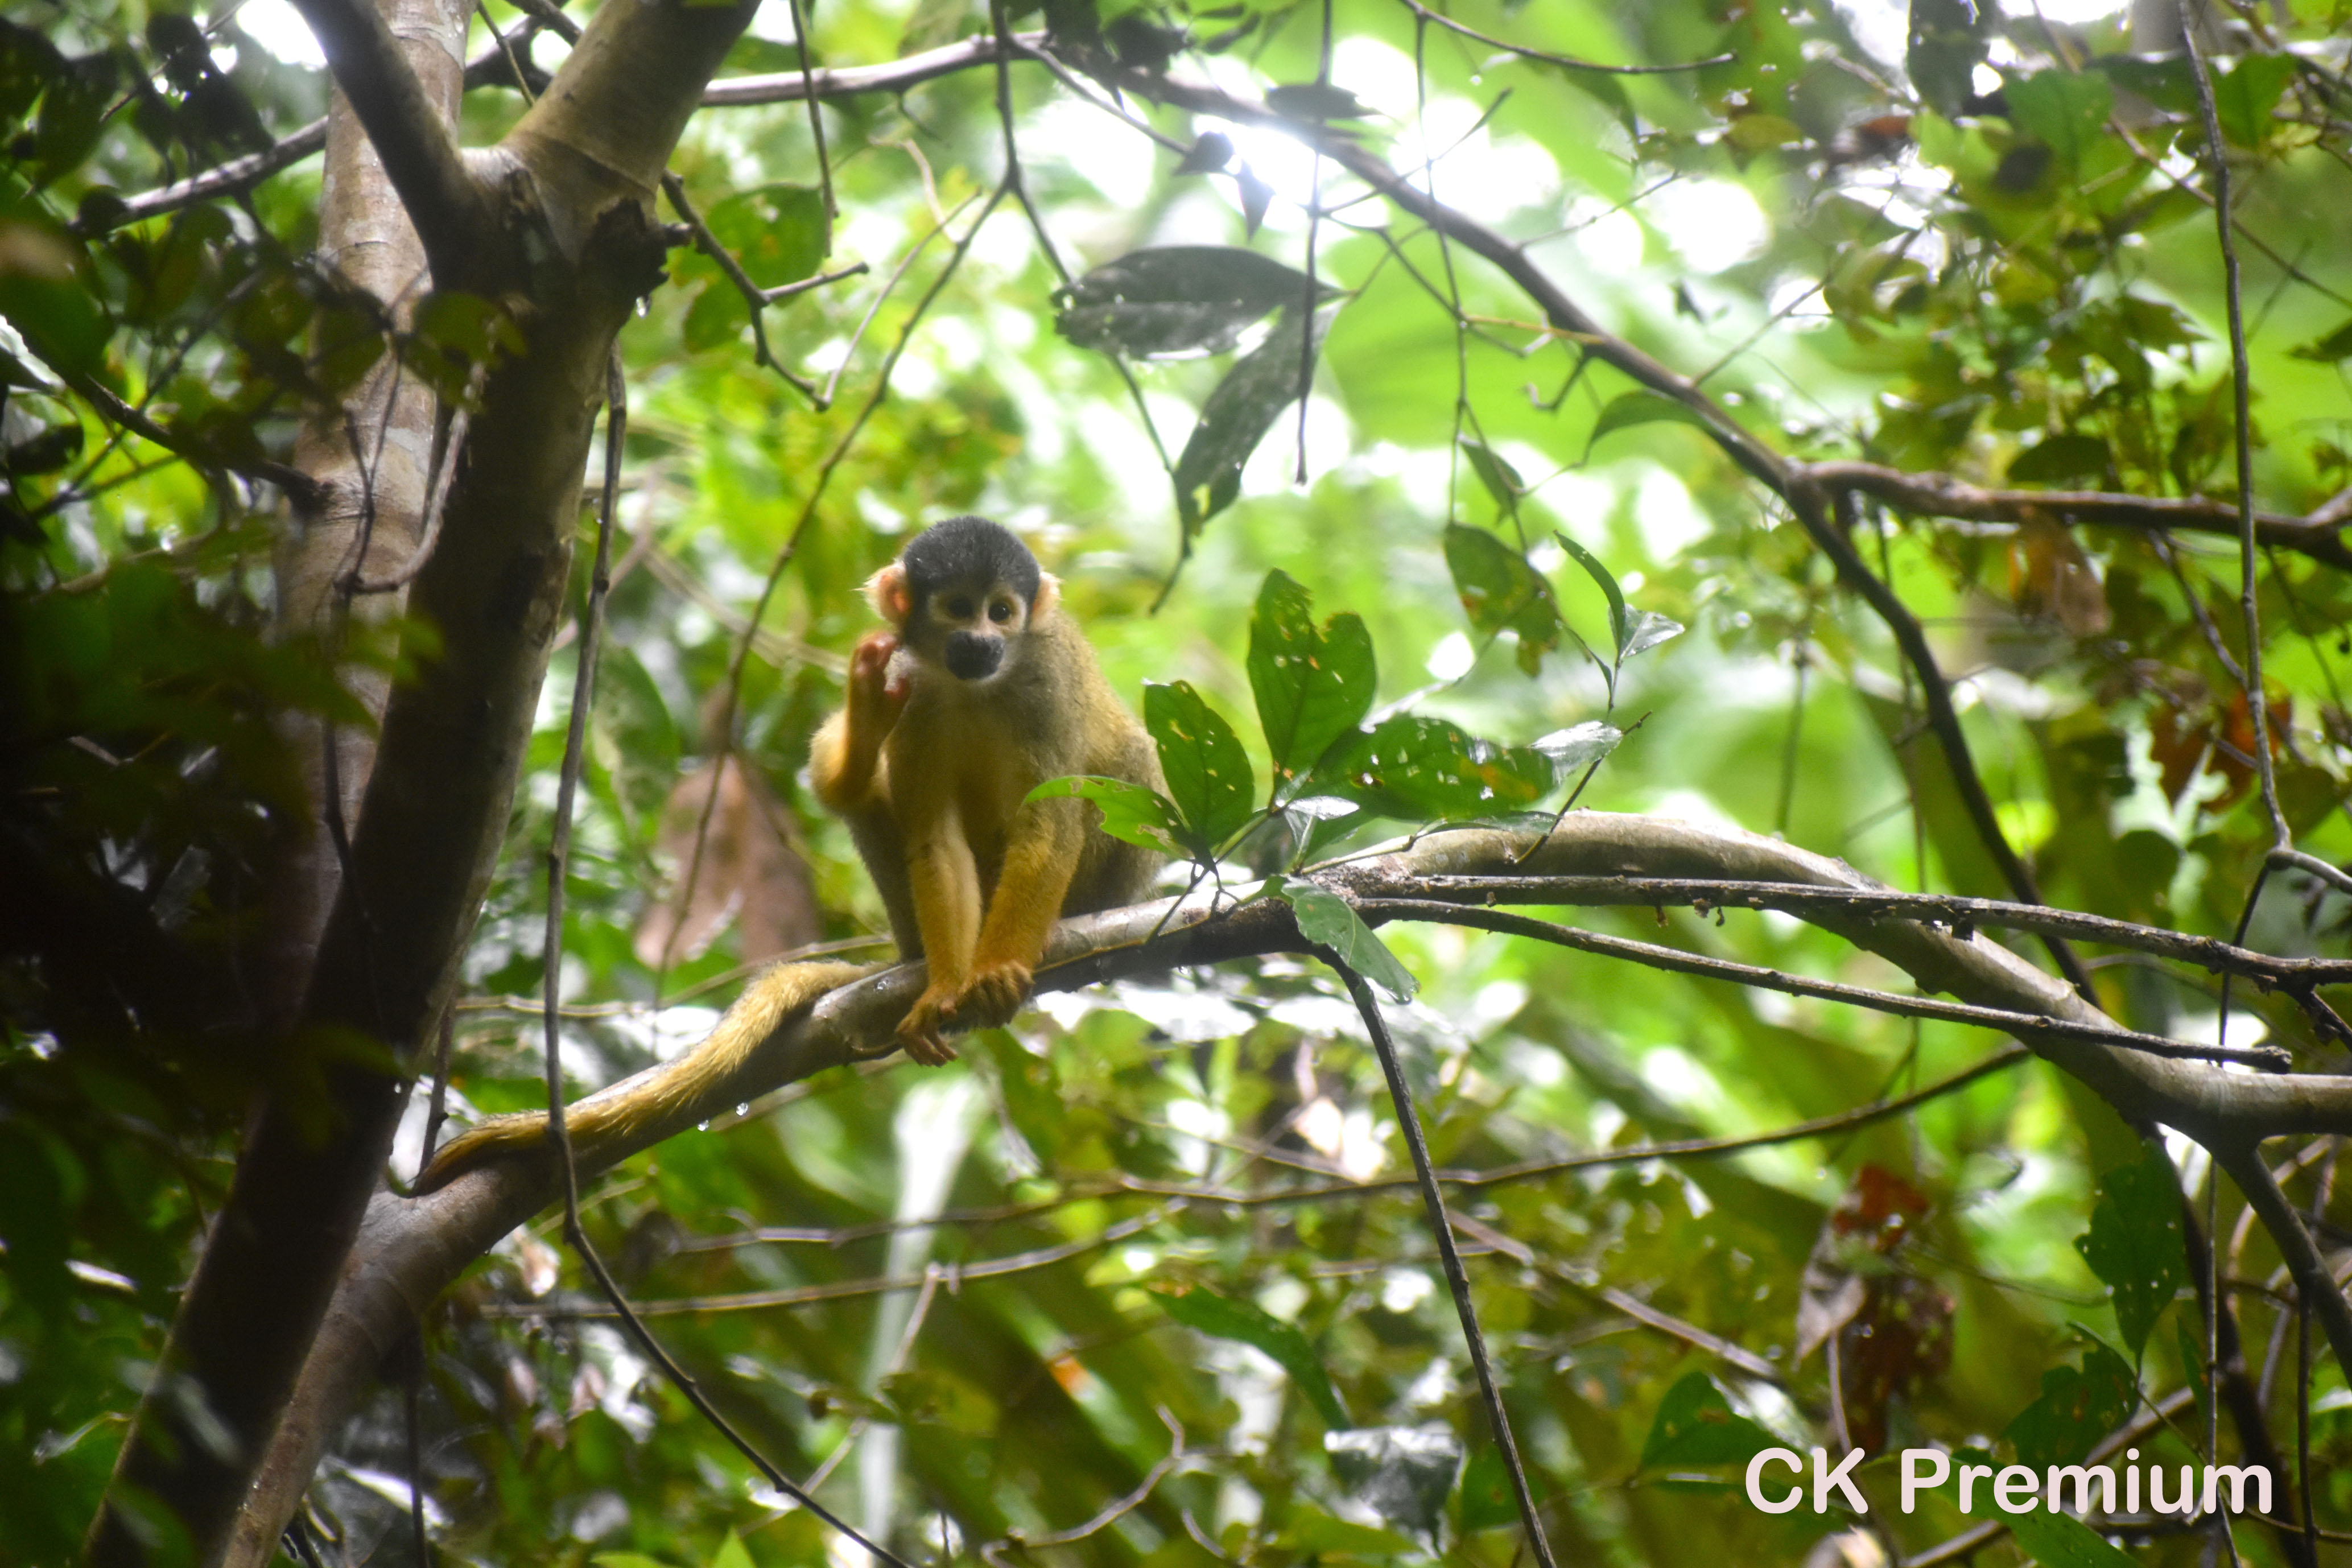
901,515,1043,607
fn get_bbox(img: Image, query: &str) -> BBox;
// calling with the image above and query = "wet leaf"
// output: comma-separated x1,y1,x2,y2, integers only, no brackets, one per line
1247,570,1376,794
1171,304,1334,536
1057,244,1321,360
1143,680,1257,852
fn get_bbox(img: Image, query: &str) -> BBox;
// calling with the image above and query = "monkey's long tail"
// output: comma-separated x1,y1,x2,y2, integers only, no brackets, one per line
414,959,880,1192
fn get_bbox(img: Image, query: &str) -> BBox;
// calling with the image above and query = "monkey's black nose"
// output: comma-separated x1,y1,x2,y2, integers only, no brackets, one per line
945,632,1002,680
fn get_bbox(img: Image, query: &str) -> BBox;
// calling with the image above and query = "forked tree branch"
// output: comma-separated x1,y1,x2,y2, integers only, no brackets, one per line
288,0,488,269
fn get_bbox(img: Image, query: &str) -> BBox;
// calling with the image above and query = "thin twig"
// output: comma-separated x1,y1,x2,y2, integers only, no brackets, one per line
1393,0,1732,74
762,261,868,303
1327,957,1559,1568
660,174,823,402
489,1204,1173,1318
991,0,1067,285
2182,17,2288,851
1354,898,2291,1066
1405,873,2352,987
784,0,835,226
980,1410,1191,1563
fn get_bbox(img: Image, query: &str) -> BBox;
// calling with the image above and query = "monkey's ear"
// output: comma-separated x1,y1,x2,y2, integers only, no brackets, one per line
1030,572,1061,621
865,563,912,624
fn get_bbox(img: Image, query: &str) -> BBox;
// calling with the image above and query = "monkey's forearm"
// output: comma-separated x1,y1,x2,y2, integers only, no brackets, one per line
810,710,882,812
414,958,875,1191
972,807,1084,975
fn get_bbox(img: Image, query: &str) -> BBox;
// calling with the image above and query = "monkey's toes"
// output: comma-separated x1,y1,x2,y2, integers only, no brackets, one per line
898,992,959,1065
962,962,1033,1025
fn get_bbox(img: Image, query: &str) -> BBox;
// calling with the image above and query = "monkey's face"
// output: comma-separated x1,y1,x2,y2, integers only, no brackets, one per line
870,516,1059,686
911,577,1031,683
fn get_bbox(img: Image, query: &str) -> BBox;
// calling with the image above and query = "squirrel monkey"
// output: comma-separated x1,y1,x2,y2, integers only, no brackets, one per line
417,516,1163,1190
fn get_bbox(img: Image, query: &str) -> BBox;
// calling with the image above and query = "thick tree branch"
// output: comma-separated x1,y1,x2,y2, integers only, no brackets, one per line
1794,460,2352,573
288,0,488,270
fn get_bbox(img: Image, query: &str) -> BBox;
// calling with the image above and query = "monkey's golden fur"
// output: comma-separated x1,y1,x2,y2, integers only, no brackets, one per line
416,522,1162,1191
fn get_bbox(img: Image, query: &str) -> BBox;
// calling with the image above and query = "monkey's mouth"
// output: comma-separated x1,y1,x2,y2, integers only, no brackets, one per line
944,633,1003,680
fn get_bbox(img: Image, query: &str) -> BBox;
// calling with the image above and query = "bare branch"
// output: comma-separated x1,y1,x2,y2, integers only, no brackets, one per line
1330,957,1558,1568
1357,897,2289,1066
72,118,330,234
1393,0,1733,74
700,30,1033,107
1794,460,2352,573
1406,870,2352,994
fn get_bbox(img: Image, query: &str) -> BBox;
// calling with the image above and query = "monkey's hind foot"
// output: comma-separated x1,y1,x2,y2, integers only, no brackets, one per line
961,960,1033,1028
897,987,962,1066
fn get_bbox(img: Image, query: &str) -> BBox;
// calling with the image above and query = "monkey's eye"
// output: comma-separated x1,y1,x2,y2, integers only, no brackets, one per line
944,595,975,619
989,599,1015,624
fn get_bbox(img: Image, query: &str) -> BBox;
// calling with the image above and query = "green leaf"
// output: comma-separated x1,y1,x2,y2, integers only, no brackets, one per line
2003,69,2114,175
2002,1342,2136,1467
1270,1505,1417,1555
1282,795,1369,865
1319,715,1553,822
1457,1445,1518,1532
711,1533,756,1568
2174,1314,2211,1445
1638,1371,1777,1470
2007,432,2111,485
1266,81,1372,120
2211,53,2293,148
1532,720,1623,778
1269,877,1418,1001
1171,304,1335,537
702,183,828,291
1026,775,1189,857
1457,438,1525,512
1586,390,1712,449
1906,0,1996,118
1057,245,1324,360
1443,525,1566,676
1620,608,1684,661
1247,570,1377,795
2007,1508,2140,1568
1237,163,1273,237
0,232,106,379
1552,531,1629,657
2290,316,2352,363
1155,1286,1349,1426
2098,55,2197,117
1325,1426,1460,1545
1143,680,1257,851
2073,1140,2185,1356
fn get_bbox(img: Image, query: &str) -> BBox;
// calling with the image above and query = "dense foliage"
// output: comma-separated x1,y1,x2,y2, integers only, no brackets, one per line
3,0,2350,1562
